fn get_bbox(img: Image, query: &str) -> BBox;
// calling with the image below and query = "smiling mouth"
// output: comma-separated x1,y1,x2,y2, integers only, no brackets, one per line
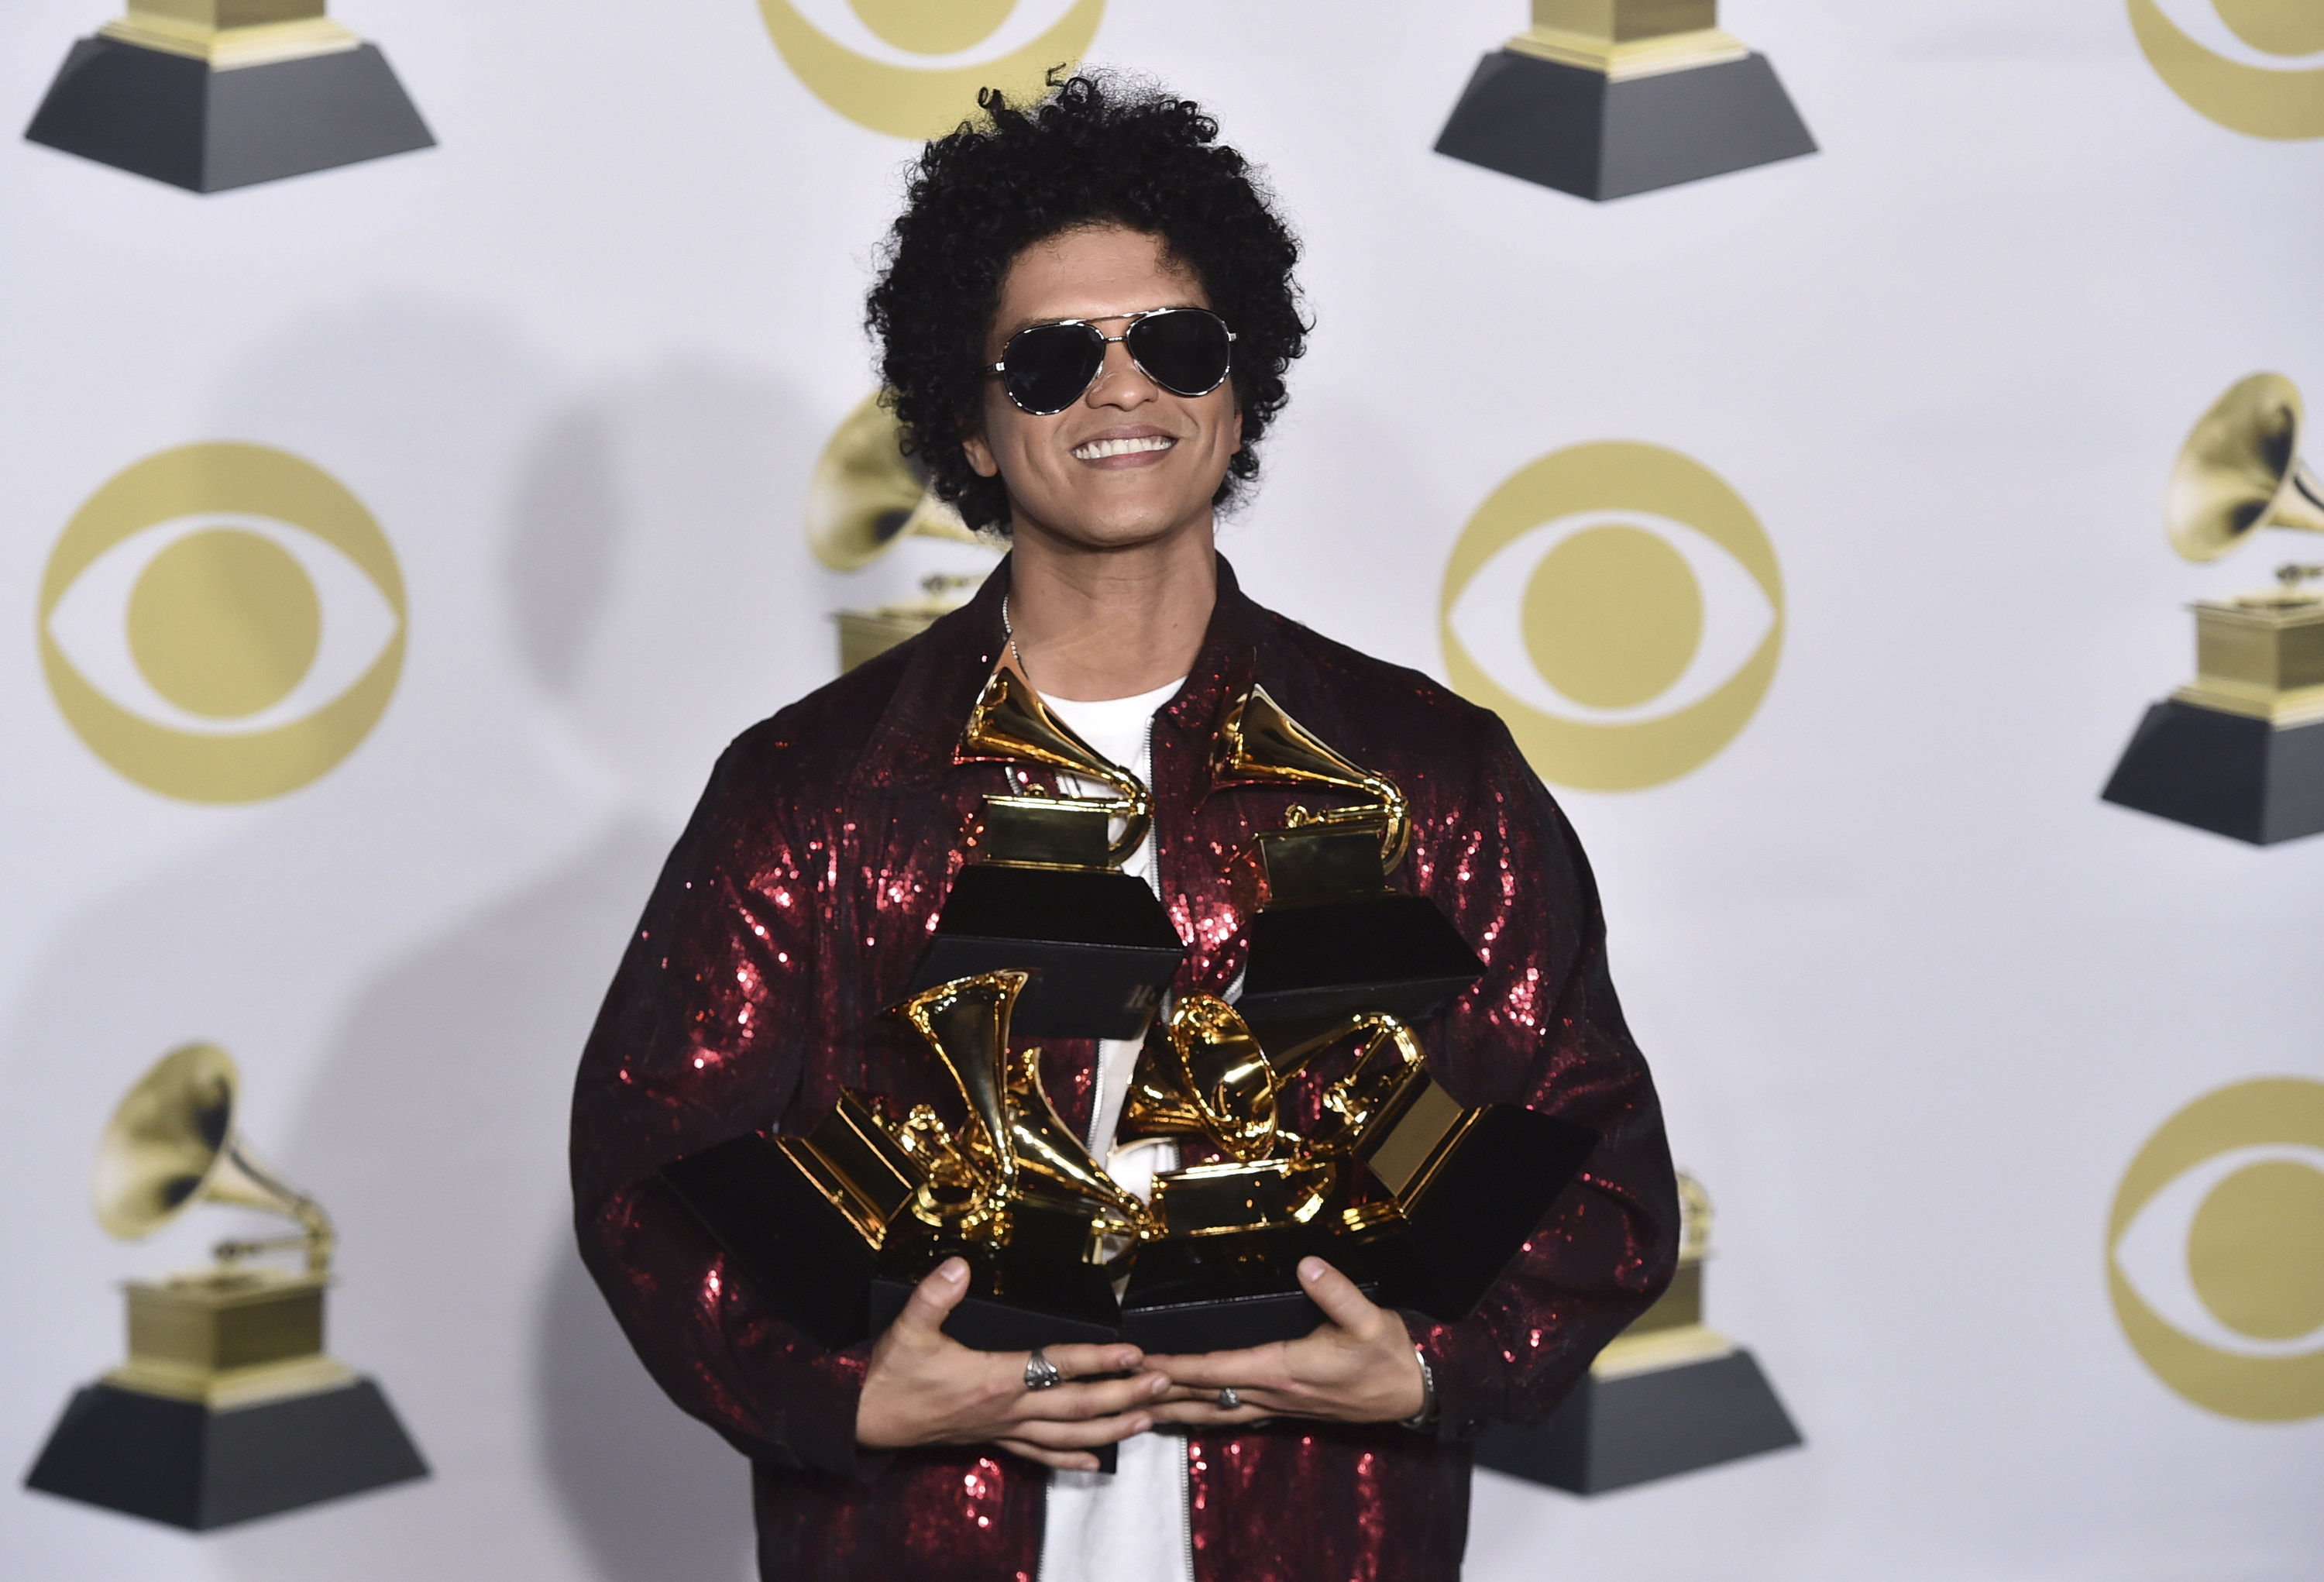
1071,435,1175,462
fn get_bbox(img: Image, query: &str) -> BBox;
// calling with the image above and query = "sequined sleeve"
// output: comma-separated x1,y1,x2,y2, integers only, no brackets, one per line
1398,714,1681,1439
569,732,878,1481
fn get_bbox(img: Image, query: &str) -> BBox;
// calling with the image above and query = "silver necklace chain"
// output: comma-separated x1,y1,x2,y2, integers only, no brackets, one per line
1000,595,1030,672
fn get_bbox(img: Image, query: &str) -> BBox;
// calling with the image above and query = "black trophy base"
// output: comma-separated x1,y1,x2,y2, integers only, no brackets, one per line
1236,893,1485,1028
914,865,1185,1040
1119,1229,1381,1353
662,1131,878,1350
1369,1106,1598,1323
868,1234,1122,1352
1434,48,1814,201
2101,699,2324,846
25,36,432,194
24,1378,426,1530
1473,1346,1800,1494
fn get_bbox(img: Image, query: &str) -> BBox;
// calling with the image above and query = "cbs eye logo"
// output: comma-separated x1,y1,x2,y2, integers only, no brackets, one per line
2131,0,2324,139
39,443,406,804
2108,1078,2324,1422
1439,442,1783,793
759,0,1104,139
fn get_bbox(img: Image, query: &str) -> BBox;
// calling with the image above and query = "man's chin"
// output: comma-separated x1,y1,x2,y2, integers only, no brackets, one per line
1010,500,1217,555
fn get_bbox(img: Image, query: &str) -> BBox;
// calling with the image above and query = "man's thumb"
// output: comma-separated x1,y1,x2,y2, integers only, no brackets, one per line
896,1257,970,1335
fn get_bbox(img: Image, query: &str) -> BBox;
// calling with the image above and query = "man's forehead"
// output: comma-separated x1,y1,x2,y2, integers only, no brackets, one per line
992,226,1208,338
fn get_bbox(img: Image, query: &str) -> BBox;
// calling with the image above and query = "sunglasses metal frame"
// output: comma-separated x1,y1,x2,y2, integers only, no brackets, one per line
986,307,1236,415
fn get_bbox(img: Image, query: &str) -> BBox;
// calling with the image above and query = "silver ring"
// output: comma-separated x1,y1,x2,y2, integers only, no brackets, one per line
1024,1349,1063,1391
1217,1387,1239,1411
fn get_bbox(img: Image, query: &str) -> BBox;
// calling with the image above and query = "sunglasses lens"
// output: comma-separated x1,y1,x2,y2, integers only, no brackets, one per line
1127,311,1232,397
1002,322,1105,414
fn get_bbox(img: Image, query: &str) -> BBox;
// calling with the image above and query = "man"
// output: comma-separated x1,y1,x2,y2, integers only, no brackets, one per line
572,75,1677,1581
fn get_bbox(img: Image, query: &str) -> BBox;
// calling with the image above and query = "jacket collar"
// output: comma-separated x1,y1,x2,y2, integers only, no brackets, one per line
854,551,1277,793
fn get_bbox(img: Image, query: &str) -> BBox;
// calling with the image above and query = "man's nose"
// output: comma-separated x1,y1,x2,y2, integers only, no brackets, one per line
1085,335,1157,408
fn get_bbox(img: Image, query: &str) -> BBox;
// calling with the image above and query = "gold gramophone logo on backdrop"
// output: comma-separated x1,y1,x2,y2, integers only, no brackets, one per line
2130,0,2324,139
810,391,998,672
40,443,406,803
24,1043,425,1528
2100,373,2324,844
1440,442,1783,792
2108,1077,2324,1422
758,0,1104,138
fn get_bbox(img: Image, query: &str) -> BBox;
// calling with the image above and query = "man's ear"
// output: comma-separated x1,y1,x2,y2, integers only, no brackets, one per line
962,428,999,479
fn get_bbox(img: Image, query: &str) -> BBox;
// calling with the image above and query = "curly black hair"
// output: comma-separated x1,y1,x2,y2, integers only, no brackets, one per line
865,74,1307,533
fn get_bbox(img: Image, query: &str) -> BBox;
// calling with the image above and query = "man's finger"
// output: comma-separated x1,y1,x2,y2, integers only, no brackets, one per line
1298,1257,1380,1335
1143,1343,1293,1391
1037,1341,1147,1380
891,1258,970,1336
1009,1372,1171,1425
1147,1397,1281,1426
995,1437,1102,1472
1002,1410,1155,1450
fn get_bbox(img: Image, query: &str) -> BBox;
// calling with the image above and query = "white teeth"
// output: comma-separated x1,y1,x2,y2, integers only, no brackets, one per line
1072,435,1175,461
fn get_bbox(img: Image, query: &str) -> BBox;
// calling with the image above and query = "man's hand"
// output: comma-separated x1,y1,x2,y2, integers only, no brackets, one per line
1145,1257,1428,1427
856,1258,1171,1470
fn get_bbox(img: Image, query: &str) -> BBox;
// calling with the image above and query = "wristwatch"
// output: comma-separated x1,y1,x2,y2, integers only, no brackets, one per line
1398,1344,1437,1431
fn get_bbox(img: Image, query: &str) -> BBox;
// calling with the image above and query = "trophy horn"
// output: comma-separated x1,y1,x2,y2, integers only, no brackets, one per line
807,390,985,572
958,652,1153,863
1207,685,1411,873
1118,996,1283,1165
1004,1048,1156,1239
2168,373,2324,563
94,1043,332,1276
896,972,1030,1208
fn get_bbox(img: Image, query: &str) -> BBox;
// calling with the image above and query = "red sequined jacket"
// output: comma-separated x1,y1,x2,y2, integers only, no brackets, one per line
570,558,1677,1582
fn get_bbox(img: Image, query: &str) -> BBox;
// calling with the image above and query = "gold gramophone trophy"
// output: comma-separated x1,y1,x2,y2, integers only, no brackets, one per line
810,390,999,672
1203,684,1484,1030
1111,995,1596,1351
25,1044,425,1530
2103,372,2324,844
1434,2,1814,202
907,655,1186,1038
25,2,432,194
663,972,1150,1352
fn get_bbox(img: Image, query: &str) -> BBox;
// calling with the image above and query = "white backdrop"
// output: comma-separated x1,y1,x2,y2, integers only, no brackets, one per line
3,2,2321,1578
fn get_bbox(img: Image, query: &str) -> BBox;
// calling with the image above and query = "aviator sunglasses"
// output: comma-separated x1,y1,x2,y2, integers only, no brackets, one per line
988,307,1236,415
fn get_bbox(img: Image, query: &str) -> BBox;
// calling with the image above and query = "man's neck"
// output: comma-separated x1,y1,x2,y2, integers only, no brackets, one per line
1003,518,1216,703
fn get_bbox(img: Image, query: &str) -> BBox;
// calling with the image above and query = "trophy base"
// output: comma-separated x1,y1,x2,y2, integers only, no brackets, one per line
24,35,432,194
1118,1229,1381,1353
23,1377,426,1529
1236,893,1485,1027
868,1233,1122,1352
1472,1335,1800,1494
662,1131,880,1349
2101,698,2324,845
1366,1105,1598,1322
1433,47,1813,201
914,865,1185,1039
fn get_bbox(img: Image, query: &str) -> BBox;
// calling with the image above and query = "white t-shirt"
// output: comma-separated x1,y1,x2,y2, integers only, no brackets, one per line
1036,677,1193,1582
